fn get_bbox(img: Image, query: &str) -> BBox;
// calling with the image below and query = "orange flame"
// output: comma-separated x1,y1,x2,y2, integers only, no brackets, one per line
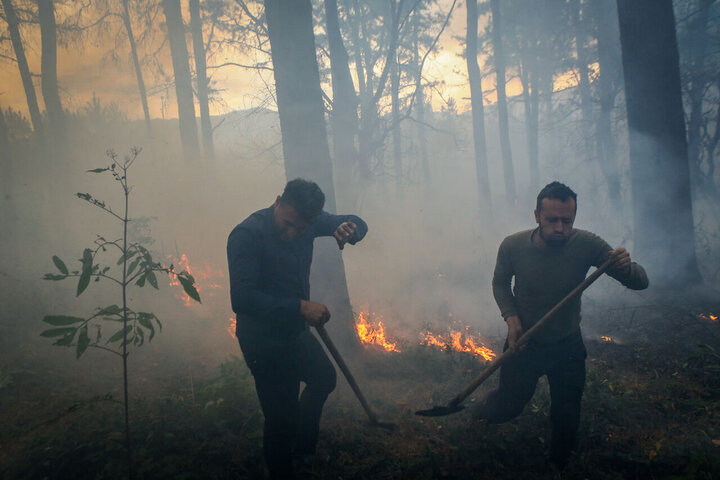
227,316,236,338
167,254,225,306
601,335,613,342
355,311,401,352
699,313,719,322
422,327,496,361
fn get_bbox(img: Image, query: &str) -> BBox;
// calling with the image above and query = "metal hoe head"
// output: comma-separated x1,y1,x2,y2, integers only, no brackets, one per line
415,403,465,417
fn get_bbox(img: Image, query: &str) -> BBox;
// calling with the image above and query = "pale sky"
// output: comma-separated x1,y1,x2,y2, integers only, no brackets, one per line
0,1,572,122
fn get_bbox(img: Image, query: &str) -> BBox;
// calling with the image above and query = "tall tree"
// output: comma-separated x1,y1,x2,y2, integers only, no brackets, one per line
189,0,213,159
570,0,594,166
466,0,491,208
1,0,42,135
38,0,64,139
264,0,356,344
410,11,429,183
324,0,360,210
121,0,151,135
616,0,702,285
683,0,715,193
591,0,623,211
490,0,516,204
162,0,199,160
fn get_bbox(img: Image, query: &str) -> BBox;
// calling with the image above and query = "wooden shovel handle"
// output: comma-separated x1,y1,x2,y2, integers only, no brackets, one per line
449,257,615,407
315,324,380,424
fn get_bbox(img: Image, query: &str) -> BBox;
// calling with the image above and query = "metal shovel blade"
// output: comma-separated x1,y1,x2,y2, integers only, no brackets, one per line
415,404,465,417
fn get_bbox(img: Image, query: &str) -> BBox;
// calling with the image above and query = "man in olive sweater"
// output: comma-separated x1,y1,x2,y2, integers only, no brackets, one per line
475,181,648,468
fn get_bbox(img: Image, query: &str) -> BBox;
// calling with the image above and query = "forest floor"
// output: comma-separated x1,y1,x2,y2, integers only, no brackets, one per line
1,298,720,480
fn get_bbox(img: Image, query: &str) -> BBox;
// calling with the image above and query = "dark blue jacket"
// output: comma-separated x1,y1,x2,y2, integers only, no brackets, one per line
227,205,367,343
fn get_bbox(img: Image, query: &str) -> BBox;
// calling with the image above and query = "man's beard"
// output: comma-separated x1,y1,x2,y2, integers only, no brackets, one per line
539,226,568,247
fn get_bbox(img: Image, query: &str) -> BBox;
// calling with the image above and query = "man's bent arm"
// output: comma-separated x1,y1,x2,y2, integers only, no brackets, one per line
312,211,368,244
492,239,519,320
227,227,300,318
607,261,649,290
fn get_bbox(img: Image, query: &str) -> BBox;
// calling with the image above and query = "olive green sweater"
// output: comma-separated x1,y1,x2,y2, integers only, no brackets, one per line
492,229,649,344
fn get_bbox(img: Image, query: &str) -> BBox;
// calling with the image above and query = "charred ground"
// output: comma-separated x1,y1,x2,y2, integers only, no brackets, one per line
1,296,719,480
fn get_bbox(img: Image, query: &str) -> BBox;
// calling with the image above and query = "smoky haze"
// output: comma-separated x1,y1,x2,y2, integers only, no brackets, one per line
1,0,720,477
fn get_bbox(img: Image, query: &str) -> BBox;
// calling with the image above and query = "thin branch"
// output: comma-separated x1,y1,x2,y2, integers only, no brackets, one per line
234,0,268,35
207,61,273,71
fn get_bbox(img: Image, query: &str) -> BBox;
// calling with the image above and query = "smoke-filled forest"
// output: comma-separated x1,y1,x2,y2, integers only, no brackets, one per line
1,0,720,478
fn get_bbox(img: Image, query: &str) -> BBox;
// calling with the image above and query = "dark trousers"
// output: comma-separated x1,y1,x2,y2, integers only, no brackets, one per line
238,329,336,479
476,333,587,465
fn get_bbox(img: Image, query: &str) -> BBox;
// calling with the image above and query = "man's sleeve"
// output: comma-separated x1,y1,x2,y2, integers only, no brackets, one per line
492,238,518,320
311,211,368,244
227,226,301,318
589,233,649,290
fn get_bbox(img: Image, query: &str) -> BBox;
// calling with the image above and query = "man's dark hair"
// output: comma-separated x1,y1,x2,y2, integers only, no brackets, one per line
280,178,325,221
536,181,577,212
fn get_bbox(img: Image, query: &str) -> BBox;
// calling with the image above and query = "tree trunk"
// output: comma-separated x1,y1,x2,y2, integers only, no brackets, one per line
490,0,516,204
686,0,714,192
520,52,540,195
325,0,360,210
189,0,213,160
162,0,199,161
39,0,65,159
2,0,43,135
121,0,151,136
265,0,357,345
39,0,64,126
570,0,594,165
413,23,429,183
616,0,702,285
391,47,401,188
467,0,491,208
593,0,623,211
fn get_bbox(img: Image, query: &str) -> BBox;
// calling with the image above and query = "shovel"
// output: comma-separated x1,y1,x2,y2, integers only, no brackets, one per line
315,324,396,430
416,256,614,417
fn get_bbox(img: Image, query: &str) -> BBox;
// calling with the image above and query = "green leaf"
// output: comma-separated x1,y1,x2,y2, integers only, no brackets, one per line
87,167,109,173
136,273,146,287
135,326,145,347
54,335,74,347
126,256,141,277
146,270,158,289
43,315,84,326
107,325,132,344
40,327,77,338
138,314,155,342
52,256,68,275
177,273,201,303
77,249,94,297
76,326,90,358
97,305,122,316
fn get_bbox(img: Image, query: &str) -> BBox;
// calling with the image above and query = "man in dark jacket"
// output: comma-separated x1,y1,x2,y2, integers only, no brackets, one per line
227,178,367,479
475,181,648,468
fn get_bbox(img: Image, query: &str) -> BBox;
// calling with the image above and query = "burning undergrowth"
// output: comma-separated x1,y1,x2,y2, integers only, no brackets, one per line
354,308,498,361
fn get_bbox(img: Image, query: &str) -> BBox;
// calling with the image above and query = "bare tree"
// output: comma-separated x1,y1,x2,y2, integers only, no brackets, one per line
1,0,42,135
591,0,622,210
189,0,213,159
39,0,64,141
466,0,491,208
324,0,359,209
490,0,516,204
162,0,199,161
120,0,151,135
617,0,702,285
265,0,356,343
